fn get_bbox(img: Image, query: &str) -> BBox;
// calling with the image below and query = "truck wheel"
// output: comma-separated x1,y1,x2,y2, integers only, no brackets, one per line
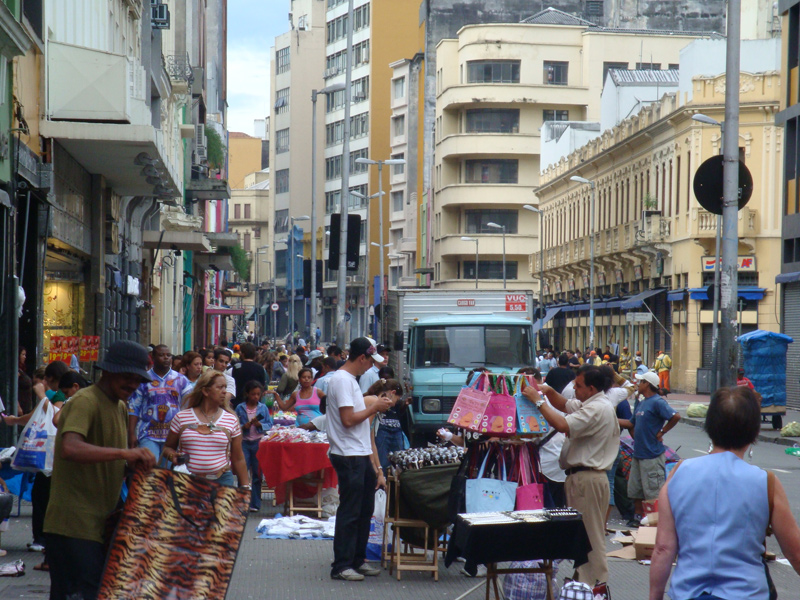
772,415,783,430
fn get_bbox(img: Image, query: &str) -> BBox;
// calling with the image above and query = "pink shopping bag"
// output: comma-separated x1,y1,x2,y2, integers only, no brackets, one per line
448,372,492,432
515,444,545,510
478,375,517,437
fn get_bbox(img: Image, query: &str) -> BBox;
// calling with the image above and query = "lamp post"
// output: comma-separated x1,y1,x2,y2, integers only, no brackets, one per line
692,113,724,391
461,236,479,289
485,222,506,289
256,245,270,340
289,215,309,346
355,156,406,343
273,237,288,346
570,176,596,350
311,83,346,349
523,204,544,344
371,241,392,335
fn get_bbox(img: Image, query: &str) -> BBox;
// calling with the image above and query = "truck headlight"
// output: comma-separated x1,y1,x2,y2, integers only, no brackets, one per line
422,398,441,412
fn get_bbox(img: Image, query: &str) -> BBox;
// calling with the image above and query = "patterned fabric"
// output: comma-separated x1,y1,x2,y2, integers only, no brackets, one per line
502,559,560,600
128,369,190,442
98,468,248,599
558,580,594,600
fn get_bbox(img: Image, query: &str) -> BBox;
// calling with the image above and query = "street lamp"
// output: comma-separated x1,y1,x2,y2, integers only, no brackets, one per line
355,156,405,343
461,236,479,289
289,215,309,346
570,175,596,350
523,204,545,341
311,83,346,348
351,189,385,336
485,222,506,289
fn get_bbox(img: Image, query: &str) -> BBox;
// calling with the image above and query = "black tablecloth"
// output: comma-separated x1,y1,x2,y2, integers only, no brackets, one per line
445,515,592,576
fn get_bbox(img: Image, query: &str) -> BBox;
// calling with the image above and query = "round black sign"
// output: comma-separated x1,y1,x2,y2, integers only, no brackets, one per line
692,155,753,215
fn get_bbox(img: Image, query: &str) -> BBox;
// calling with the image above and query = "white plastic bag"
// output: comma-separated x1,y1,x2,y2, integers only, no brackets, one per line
11,399,57,475
366,488,391,561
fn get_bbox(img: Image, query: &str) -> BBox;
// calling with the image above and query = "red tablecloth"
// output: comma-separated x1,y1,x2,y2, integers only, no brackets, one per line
256,440,337,504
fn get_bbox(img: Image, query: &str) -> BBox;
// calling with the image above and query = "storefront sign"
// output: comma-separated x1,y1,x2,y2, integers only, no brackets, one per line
625,312,653,323
505,294,527,312
457,299,476,307
80,336,100,362
49,335,99,363
700,256,756,272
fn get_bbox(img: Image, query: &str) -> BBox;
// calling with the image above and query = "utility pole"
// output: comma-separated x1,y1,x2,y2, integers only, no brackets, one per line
719,0,741,387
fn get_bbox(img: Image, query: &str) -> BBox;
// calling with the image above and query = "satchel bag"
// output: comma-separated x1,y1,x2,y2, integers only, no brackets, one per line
515,444,545,510
466,448,517,513
448,373,492,433
515,376,550,435
479,375,517,436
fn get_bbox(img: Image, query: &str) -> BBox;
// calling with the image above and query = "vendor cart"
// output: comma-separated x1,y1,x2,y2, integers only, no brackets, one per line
738,329,792,429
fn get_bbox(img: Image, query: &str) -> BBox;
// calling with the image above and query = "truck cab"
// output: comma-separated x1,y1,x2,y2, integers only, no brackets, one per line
402,313,535,445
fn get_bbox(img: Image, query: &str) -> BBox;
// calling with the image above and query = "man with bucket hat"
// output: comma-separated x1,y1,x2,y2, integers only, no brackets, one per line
44,340,157,600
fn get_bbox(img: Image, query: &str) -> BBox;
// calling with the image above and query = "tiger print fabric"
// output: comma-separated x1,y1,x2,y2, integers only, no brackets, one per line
98,467,249,599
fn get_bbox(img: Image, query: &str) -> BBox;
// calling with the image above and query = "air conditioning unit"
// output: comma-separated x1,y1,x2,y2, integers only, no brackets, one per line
195,146,207,160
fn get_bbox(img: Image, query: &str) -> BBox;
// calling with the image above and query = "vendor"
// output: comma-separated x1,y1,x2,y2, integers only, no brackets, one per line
274,368,326,426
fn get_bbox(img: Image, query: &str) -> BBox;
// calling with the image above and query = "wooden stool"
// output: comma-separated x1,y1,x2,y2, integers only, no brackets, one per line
285,470,325,518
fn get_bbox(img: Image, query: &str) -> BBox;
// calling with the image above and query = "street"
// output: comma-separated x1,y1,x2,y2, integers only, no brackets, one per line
2,405,799,599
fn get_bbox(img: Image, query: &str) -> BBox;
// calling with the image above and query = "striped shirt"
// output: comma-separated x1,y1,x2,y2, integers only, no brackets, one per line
169,409,241,475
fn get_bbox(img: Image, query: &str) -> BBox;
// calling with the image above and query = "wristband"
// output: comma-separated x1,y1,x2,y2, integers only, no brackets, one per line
535,399,546,409
240,484,252,490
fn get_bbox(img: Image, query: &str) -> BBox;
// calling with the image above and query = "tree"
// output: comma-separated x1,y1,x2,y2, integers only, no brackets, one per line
228,244,251,282
205,126,224,172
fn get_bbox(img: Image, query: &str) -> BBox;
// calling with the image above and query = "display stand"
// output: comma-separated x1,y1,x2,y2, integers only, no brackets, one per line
285,471,325,518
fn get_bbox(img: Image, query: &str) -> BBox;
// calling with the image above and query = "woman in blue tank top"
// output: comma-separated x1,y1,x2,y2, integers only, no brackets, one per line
649,386,800,600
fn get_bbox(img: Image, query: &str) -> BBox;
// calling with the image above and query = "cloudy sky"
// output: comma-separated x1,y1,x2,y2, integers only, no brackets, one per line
226,0,286,135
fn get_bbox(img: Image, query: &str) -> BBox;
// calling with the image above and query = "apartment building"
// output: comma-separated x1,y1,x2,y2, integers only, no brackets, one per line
534,41,782,393
432,11,705,291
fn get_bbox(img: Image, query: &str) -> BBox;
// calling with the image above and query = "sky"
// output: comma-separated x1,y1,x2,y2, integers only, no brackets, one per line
226,0,286,135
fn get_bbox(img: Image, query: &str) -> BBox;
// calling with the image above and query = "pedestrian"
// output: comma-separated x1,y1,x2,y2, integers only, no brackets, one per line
358,344,384,394
272,354,288,381
235,381,272,512
201,348,216,370
276,354,302,399
627,371,681,528
618,346,632,375
545,354,576,394
127,344,190,462
231,343,267,407
275,367,326,426
649,386,800,600
314,357,338,395
212,348,237,403
327,345,346,368
524,365,619,585
17,346,32,415
182,351,204,394
653,350,672,394
44,340,157,600
368,378,406,470
736,367,756,391
326,337,393,581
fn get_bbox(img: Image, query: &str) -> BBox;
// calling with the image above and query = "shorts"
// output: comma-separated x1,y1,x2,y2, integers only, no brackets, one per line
627,454,665,501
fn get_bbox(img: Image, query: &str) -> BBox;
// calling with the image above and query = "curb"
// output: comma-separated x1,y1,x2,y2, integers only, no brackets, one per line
680,415,798,447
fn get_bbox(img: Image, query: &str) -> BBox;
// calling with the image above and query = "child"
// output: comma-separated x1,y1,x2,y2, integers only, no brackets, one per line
51,371,88,428
274,367,326,426
366,379,406,470
235,381,272,512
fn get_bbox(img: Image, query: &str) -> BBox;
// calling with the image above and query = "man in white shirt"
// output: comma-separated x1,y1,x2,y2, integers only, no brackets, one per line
358,344,385,394
213,349,236,403
326,337,393,582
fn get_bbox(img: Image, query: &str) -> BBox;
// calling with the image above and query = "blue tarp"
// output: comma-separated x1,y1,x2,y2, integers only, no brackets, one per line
737,330,793,408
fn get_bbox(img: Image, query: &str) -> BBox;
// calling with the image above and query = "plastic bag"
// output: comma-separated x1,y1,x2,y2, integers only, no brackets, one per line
366,488,391,561
780,421,800,437
686,403,708,418
11,399,57,475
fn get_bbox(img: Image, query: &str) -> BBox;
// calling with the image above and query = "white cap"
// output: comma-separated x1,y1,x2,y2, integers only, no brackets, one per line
635,371,660,388
365,337,385,363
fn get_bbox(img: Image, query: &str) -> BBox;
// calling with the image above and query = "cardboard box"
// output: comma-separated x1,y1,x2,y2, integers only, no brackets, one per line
634,526,658,561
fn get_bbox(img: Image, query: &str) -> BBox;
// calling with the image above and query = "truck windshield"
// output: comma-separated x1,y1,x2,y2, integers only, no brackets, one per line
412,326,533,369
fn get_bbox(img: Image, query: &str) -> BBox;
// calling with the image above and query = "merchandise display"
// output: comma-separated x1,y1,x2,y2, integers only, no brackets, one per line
255,514,335,539
387,444,465,470
263,427,327,444
272,411,298,427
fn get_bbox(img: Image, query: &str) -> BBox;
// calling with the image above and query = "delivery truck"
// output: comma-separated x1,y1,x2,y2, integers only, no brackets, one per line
384,289,536,445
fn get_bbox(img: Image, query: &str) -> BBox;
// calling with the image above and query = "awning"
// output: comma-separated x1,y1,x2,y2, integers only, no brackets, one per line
246,307,256,321
776,271,800,284
204,232,239,248
194,253,235,271
620,288,665,309
563,303,588,313
532,306,564,333
689,287,766,301
142,230,211,252
205,306,245,316
258,304,270,316
667,289,687,302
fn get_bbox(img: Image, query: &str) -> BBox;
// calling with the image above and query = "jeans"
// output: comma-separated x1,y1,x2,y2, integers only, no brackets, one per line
47,533,106,600
138,438,166,467
329,454,376,575
375,427,404,470
242,439,263,509
215,471,235,487
32,472,51,546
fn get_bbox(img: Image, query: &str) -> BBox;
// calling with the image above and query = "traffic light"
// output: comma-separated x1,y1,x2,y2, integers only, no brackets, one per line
327,213,361,272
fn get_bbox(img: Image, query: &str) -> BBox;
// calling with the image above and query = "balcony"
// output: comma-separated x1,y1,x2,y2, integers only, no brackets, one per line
399,237,417,253
437,133,540,159
438,233,537,258
437,184,537,209
439,83,588,111
634,213,670,246
689,207,757,238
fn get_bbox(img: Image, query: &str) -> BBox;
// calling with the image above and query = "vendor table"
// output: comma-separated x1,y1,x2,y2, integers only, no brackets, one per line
256,440,337,507
445,513,591,600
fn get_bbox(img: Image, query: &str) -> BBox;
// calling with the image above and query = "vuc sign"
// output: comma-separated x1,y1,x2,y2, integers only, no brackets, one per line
701,256,756,272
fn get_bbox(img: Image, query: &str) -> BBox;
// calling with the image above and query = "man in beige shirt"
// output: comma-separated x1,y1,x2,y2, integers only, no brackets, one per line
524,365,619,585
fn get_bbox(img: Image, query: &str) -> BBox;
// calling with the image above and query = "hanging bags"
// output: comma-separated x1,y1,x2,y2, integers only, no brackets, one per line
465,447,518,513
479,375,517,436
515,376,550,435
448,372,492,433
515,444,545,510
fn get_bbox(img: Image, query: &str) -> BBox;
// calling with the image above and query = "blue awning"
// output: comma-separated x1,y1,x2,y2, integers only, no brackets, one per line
689,287,766,301
776,271,800,284
562,303,587,313
532,306,564,333
620,288,665,309
667,289,686,302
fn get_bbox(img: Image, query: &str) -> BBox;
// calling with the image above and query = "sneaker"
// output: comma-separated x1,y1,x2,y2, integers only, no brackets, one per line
27,544,44,553
249,507,259,513
355,563,381,576
626,515,642,528
331,568,365,581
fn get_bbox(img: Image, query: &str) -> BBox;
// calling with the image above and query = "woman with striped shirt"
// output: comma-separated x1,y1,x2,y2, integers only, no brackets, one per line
163,370,250,489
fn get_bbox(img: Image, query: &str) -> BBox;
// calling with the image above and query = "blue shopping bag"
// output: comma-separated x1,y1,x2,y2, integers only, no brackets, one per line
465,449,517,513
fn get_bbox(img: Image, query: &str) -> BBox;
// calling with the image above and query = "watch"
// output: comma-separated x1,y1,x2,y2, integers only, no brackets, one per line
535,399,546,409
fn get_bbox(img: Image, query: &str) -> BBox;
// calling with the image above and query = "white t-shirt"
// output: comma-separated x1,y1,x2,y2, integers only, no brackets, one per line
359,365,380,394
223,372,236,397
605,384,633,408
538,401,567,483
326,369,372,456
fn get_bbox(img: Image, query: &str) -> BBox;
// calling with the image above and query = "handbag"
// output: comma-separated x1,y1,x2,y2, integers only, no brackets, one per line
11,398,57,475
448,372,492,433
466,447,517,513
515,444,545,510
448,445,476,522
479,375,517,436
592,581,612,600
515,376,550,435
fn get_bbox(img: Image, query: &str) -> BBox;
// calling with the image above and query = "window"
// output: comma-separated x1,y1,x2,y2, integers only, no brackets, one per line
391,191,403,212
234,204,241,219
325,190,341,214
393,115,405,138
348,184,368,209
392,153,405,175
326,120,344,147
352,76,369,102
544,61,568,85
244,232,251,252
353,40,370,67
466,60,520,84
275,249,287,277
327,0,346,8
465,209,518,234
351,112,369,139
276,169,289,194
326,89,345,112
325,156,342,181
274,209,289,233
542,109,569,122
636,62,661,70
668,63,679,70
353,3,370,31
586,0,604,16
274,88,289,114
464,159,518,184
465,109,519,133
254,226,261,239
276,128,290,154
464,261,519,280
326,43,370,77
602,61,628,83
393,77,405,99
244,204,251,219
351,148,370,173
276,47,290,74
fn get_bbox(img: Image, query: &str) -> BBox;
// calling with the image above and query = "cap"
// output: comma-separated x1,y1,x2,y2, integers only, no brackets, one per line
634,356,643,363
233,344,240,351
635,371,660,388
96,340,153,382
297,339,307,348
308,349,324,360
350,337,385,363
623,346,628,351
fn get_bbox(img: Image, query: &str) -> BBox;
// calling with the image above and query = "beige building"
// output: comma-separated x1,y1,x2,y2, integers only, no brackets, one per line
432,11,710,291
229,132,264,190
534,68,782,393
